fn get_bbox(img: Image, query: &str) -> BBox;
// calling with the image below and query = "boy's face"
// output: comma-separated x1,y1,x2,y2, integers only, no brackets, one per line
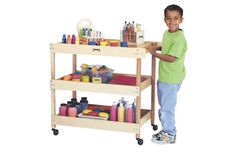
164,10,183,32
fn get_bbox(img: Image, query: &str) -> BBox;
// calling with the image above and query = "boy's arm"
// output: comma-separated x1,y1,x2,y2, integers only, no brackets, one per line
148,45,176,62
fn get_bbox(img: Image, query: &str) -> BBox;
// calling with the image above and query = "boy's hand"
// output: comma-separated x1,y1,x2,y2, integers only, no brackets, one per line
147,45,157,55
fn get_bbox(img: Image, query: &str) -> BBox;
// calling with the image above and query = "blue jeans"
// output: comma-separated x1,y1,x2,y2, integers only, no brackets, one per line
157,81,181,136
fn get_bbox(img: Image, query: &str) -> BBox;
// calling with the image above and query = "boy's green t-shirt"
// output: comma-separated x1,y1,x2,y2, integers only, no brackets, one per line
158,30,187,84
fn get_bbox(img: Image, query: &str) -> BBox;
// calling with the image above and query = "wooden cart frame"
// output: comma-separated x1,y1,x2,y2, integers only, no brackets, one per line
50,41,160,145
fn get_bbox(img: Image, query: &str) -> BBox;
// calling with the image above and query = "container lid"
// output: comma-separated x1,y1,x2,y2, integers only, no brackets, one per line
67,101,73,105
71,98,77,102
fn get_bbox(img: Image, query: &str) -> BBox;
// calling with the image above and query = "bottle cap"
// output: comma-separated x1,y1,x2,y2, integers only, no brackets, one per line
71,98,77,102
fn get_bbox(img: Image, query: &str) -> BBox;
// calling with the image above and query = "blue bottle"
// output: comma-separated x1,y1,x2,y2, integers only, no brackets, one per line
62,34,66,43
79,97,88,112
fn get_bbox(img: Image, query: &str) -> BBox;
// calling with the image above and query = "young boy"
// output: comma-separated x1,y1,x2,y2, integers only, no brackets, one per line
148,4,187,144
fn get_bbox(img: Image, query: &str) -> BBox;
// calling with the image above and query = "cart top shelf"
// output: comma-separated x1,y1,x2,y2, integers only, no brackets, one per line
50,40,161,59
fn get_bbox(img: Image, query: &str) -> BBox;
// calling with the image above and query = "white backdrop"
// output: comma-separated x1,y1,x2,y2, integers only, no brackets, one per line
0,0,236,158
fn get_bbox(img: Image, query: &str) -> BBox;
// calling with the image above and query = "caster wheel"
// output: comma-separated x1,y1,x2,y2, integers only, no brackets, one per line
136,138,143,145
52,128,59,136
152,124,158,131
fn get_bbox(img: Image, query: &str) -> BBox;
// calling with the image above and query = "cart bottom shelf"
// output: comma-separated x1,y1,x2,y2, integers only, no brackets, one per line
52,109,151,133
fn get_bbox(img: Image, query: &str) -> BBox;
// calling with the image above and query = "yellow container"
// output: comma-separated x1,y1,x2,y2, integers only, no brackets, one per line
100,41,107,46
82,75,89,82
72,79,80,82
63,75,71,81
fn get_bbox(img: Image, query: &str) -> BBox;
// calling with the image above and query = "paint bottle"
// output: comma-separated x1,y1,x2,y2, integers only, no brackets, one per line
76,35,79,44
132,99,136,123
67,35,71,44
68,105,77,117
79,97,88,112
59,103,68,116
62,34,66,43
125,101,130,122
127,104,134,123
72,34,76,44
70,98,79,113
110,101,117,121
118,103,125,122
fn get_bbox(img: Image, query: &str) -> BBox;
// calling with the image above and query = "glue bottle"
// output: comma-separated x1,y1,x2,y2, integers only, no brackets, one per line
118,103,125,122
127,104,134,123
125,101,129,122
110,101,117,121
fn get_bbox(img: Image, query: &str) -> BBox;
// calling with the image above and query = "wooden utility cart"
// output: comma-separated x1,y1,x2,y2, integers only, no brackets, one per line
50,40,160,145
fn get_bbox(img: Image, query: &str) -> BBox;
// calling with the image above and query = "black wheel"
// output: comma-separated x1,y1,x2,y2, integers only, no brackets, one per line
152,124,158,131
52,128,59,136
137,138,143,145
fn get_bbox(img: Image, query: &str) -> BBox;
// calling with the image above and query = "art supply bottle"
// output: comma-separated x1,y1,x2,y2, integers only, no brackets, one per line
76,35,79,44
125,101,129,122
70,98,79,113
67,35,71,44
132,99,136,123
110,101,117,121
72,34,76,44
118,103,125,122
59,103,68,116
62,34,66,43
68,105,77,117
127,104,134,123
79,97,88,112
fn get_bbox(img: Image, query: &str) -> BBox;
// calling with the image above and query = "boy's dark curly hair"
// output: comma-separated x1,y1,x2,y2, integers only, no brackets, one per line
164,4,183,17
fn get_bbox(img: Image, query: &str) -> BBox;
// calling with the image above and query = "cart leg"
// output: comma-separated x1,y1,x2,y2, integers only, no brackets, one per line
151,55,157,131
135,59,143,145
51,89,56,129
50,48,56,130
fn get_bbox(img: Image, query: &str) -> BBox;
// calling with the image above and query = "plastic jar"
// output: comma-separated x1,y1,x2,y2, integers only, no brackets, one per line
79,97,88,112
59,103,68,116
68,105,77,117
